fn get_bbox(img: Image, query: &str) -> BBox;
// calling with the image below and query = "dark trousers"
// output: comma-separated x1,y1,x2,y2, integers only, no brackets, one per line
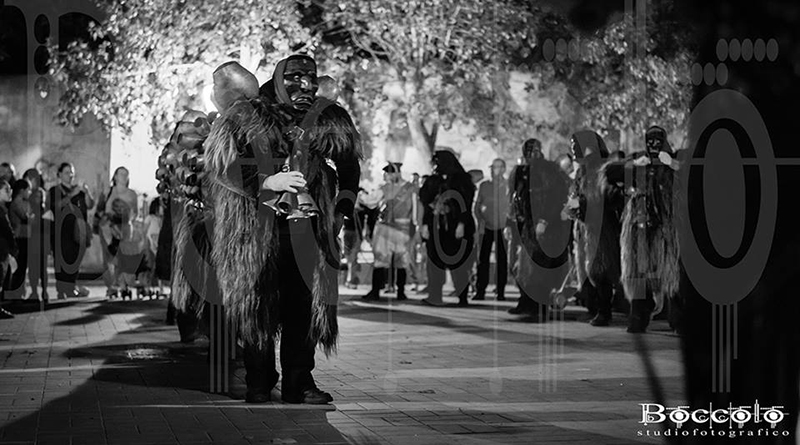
593,281,614,319
475,229,507,295
8,237,28,294
0,261,7,301
426,231,473,302
243,221,318,398
28,223,49,297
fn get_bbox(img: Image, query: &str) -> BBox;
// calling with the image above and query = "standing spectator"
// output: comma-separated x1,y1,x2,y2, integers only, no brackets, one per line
473,158,510,301
0,163,16,183
143,197,163,292
0,179,17,318
343,189,368,289
412,174,429,292
407,173,424,290
48,163,95,299
104,167,139,222
7,179,32,298
157,191,179,324
419,150,476,307
96,167,139,298
23,168,49,302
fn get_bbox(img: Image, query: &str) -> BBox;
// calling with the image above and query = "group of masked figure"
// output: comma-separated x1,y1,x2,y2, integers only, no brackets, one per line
360,127,681,336
509,127,682,333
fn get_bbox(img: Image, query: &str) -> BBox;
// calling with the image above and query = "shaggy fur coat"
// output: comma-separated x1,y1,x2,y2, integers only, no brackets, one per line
172,98,361,354
608,158,680,312
570,155,625,290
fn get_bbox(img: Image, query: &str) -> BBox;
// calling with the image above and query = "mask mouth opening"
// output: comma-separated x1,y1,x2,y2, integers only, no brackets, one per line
291,94,315,109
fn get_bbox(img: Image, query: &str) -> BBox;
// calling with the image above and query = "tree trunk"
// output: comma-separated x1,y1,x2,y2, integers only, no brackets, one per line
406,110,438,174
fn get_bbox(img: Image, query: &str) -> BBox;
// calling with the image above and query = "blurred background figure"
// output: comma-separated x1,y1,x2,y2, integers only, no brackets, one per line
142,196,163,296
48,163,95,300
342,188,368,289
23,168,49,302
473,158,509,302
157,190,177,325
419,151,476,307
0,163,16,184
96,167,140,299
6,179,32,299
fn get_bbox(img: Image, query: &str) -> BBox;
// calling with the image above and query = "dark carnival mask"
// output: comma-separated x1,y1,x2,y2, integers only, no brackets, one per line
645,125,668,157
272,55,319,111
522,138,543,160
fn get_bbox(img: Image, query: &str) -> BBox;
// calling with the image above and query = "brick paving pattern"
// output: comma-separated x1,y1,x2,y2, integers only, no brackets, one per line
0,284,683,444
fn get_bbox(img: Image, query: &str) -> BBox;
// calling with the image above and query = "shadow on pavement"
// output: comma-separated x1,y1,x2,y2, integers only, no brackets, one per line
336,298,680,356
0,300,365,445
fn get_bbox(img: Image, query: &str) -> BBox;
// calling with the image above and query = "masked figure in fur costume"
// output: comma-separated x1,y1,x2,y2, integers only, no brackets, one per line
419,150,476,307
601,126,680,333
508,139,571,322
173,55,361,404
563,130,625,327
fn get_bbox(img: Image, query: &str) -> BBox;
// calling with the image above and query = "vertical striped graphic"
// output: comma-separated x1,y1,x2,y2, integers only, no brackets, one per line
490,289,502,395
711,303,737,393
384,267,397,394
208,304,231,394
539,305,564,393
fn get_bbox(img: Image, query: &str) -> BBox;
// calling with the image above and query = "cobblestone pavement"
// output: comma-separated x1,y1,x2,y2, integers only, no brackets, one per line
0,284,683,445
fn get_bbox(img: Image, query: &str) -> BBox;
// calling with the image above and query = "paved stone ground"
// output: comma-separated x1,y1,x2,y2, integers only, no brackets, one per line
0,283,683,445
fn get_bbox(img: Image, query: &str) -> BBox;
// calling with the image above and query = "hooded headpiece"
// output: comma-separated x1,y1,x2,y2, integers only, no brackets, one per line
570,130,609,159
432,150,465,176
522,138,543,159
645,125,672,155
260,54,317,105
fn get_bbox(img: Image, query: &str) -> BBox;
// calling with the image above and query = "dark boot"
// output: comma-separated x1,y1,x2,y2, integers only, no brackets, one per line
579,279,598,318
396,268,407,300
509,292,535,314
177,308,200,343
520,300,547,323
362,267,384,301
590,283,612,326
627,298,655,333
457,287,469,306
166,300,176,325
